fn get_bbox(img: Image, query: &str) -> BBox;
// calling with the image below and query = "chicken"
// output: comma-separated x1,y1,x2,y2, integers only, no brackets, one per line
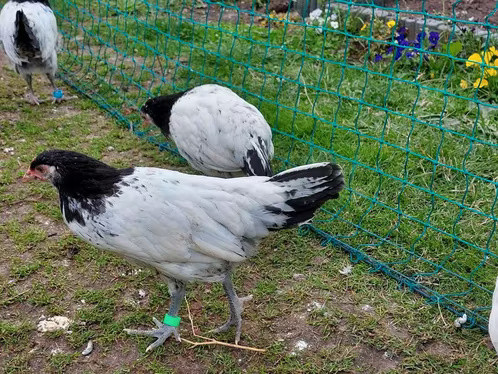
0,0,62,104
23,149,344,351
141,84,274,177
489,276,498,354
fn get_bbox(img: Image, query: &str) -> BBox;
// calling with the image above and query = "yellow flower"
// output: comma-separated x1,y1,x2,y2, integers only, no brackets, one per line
484,50,494,65
430,72,435,79
490,46,498,56
361,22,369,31
485,68,497,77
473,78,488,88
460,79,469,89
387,20,395,28
495,59,498,67
466,53,482,67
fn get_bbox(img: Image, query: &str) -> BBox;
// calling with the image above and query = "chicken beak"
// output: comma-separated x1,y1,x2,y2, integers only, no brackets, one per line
141,112,152,126
22,169,45,182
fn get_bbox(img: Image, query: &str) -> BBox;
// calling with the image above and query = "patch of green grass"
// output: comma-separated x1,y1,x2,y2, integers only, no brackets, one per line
0,321,34,347
48,353,78,374
2,354,30,374
10,261,42,279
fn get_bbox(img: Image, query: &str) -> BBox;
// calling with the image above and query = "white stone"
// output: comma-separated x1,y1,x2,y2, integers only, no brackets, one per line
361,304,374,313
293,273,305,281
294,340,309,351
37,316,73,332
307,301,324,312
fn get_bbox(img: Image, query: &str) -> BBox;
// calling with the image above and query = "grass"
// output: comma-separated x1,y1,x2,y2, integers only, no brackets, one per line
0,0,497,372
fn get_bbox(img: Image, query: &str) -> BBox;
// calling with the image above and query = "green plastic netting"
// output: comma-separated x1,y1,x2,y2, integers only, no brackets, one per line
7,0,498,330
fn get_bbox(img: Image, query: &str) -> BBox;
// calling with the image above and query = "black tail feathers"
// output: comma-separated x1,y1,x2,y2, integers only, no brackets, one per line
242,137,273,177
268,163,344,228
14,10,40,57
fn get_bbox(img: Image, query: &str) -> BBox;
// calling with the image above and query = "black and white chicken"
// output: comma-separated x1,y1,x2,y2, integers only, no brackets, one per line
24,150,344,351
490,276,498,354
0,0,62,104
141,84,274,177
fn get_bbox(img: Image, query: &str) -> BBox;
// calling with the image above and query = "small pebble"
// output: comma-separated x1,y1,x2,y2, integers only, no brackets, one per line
107,146,115,151
307,301,324,312
361,304,374,313
454,313,467,328
294,340,309,352
292,273,305,281
50,348,63,355
138,289,146,298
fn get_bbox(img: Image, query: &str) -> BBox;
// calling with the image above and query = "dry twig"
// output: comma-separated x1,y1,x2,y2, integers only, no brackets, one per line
180,297,266,353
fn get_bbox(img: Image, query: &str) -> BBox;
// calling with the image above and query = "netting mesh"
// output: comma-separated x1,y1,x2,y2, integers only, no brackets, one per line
6,0,498,330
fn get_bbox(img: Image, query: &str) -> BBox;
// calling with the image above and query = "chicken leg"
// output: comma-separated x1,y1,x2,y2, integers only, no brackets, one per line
23,73,39,105
124,279,186,352
210,274,252,344
46,73,64,103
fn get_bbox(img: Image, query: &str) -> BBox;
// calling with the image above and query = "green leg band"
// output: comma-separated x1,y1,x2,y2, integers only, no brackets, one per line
163,314,181,327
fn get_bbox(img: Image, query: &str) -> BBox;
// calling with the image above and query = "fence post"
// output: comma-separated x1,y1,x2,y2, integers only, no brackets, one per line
294,0,318,18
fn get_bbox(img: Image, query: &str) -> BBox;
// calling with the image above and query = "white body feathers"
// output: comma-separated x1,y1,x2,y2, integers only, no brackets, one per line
169,85,274,177
0,0,58,75
63,163,335,283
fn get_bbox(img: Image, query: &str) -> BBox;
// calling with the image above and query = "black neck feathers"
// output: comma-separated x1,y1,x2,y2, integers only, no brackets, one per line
141,90,189,136
30,150,133,199
12,0,51,6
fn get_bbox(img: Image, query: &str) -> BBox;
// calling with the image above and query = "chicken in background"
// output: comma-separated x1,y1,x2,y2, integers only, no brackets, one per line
23,149,344,351
489,276,498,354
0,0,63,104
141,84,274,177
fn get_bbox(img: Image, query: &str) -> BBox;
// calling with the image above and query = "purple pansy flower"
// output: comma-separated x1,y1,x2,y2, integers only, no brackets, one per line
374,54,383,62
429,31,440,45
395,47,403,61
416,31,426,42
396,27,408,43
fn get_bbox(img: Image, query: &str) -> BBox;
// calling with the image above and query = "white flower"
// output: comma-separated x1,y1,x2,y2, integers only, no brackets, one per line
329,20,339,29
315,26,323,34
329,13,338,21
309,8,322,20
